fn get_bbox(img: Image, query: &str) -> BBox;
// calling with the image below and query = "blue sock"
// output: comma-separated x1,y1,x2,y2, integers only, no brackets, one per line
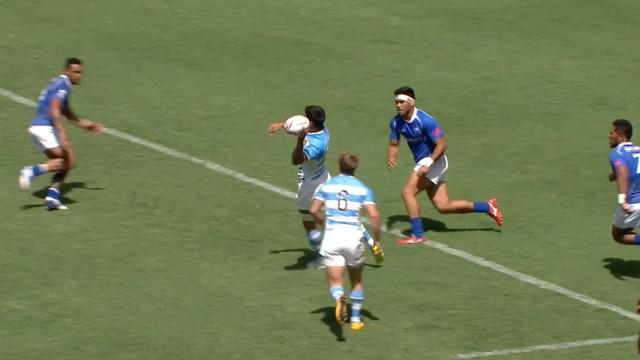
47,187,60,200
473,202,489,213
329,286,344,300
32,165,46,177
634,235,640,245
410,218,424,238
350,290,364,322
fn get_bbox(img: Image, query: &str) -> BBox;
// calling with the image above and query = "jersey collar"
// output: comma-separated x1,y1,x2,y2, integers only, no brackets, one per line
60,74,71,87
401,108,419,123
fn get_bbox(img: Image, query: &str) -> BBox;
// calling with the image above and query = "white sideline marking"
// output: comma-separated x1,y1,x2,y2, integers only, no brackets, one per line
3,87,640,325
455,335,636,359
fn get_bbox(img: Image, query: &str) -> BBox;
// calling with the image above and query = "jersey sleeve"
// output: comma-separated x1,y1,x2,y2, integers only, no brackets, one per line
363,187,375,204
54,81,71,101
303,139,324,161
389,118,400,142
609,150,626,173
423,117,445,143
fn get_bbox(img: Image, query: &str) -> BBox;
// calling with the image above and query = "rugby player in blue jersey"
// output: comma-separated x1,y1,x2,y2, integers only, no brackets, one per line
19,58,103,210
387,86,503,245
607,119,640,245
268,106,331,261
310,152,382,331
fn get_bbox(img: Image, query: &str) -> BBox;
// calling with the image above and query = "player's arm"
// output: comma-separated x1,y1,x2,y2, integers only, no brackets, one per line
49,97,70,147
387,140,400,170
291,130,307,165
63,106,103,134
363,203,381,245
267,122,285,135
416,137,447,177
309,198,325,226
614,163,631,213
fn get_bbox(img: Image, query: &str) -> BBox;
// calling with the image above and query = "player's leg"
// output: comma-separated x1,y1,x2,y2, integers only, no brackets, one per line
611,205,640,245
611,226,640,245
296,178,325,252
426,182,503,225
325,265,347,326
343,233,366,330
20,126,66,190
397,170,429,244
347,265,364,330
45,144,76,210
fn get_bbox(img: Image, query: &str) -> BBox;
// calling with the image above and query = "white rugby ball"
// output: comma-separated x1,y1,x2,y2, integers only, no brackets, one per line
284,115,310,135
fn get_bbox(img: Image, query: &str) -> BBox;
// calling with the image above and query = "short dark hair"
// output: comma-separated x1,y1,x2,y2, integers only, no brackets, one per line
394,86,415,100
64,57,82,68
613,119,633,140
304,105,326,128
339,152,359,175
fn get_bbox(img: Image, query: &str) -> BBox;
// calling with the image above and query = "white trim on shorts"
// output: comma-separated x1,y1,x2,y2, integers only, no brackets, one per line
612,203,640,229
414,154,448,184
29,125,60,152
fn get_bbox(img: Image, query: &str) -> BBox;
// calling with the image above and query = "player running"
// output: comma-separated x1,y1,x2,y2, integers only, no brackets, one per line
19,57,103,210
607,119,640,245
310,153,383,331
387,86,503,244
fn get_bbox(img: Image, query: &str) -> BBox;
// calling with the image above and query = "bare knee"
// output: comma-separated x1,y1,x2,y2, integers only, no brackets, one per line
64,159,77,170
433,201,453,214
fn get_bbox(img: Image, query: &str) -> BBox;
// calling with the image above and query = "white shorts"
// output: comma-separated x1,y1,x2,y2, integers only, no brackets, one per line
320,226,366,267
612,203,640,229
29,126,60,152
296,172,330,210
414,155,448,184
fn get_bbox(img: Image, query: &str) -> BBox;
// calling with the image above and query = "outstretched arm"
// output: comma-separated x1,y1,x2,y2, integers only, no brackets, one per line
63,107,103,134
267,122,285,135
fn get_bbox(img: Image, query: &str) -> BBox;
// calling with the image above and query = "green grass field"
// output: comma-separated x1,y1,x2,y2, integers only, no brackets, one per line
2,0,640,359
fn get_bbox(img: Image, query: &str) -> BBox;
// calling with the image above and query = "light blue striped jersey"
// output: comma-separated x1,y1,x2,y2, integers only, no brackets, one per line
300,128,330,181
313,174,375,229
32,74,72,126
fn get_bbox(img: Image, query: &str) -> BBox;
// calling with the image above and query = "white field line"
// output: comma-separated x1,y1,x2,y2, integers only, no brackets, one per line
455,335,637,359
3,87,640,325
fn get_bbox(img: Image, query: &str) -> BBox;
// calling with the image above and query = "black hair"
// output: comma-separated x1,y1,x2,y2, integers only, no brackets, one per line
304,105,326,128
64,57,82,68
394,86,415,100
613,119,633,140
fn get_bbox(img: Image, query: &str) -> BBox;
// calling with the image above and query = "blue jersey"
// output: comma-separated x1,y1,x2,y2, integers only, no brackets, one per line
31,74,72,127
389,108,445,163
609,142,640,204
300,128,330,181
313,174,375,230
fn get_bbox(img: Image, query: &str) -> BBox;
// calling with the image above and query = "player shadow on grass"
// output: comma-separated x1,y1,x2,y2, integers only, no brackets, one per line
386,215,501,235
269,248,382,270
21,181,105,210
310,306,379,342
602,258,640,281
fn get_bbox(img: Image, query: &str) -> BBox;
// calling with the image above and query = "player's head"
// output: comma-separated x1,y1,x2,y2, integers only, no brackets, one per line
339,152,359,176
305,105,326,130
610,119,633,148
63,57,83,85
394,86,416,118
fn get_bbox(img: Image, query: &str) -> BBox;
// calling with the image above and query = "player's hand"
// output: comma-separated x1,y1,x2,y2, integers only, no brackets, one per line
622,202,632,214
387,158,397,170
267,122,285,135
87,121,104,134
371,242,384,264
